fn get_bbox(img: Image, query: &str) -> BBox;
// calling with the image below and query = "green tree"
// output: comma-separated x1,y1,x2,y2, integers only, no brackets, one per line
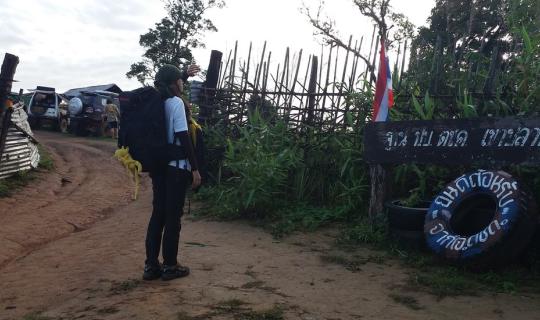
127,0,224,85
407,0,512,94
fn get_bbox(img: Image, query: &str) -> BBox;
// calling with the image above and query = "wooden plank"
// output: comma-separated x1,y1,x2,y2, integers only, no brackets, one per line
364,117,540,165
370,35,380,85
332,46,340,126
198,50,222,124
306,56,319,128
320,45,333,125
398,40,408,89
299,55,312,124
254,41,267,91
219,49,232,89
338,36,353,127
276,47,290,110
368,164,387,222
0,53,20,166
286,49,303,120
229,41,238,88
262,51,272,95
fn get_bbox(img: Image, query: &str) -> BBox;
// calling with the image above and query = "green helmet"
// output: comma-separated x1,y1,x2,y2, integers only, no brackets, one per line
154,64,183,98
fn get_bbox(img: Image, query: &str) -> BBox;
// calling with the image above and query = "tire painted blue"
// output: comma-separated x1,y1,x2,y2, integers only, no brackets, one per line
425,170,522,261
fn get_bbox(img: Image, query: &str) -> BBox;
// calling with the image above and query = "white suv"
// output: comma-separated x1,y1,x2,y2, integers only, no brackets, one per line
27,86,69,132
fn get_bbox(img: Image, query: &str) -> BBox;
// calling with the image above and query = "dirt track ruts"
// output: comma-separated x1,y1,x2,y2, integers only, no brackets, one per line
1,131,540,320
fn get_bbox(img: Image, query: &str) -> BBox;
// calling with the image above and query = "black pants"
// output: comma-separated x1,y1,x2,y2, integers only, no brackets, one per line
145,166,190,267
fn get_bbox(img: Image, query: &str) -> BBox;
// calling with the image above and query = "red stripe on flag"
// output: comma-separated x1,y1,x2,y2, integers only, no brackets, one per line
372,42,387,121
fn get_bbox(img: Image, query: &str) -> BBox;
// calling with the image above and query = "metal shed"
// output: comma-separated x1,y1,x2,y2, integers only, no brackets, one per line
64,84,122,98
0,102,40,179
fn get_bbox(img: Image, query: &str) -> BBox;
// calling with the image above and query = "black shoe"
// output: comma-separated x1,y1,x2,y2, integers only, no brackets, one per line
143,264,162,281
161,264,190,281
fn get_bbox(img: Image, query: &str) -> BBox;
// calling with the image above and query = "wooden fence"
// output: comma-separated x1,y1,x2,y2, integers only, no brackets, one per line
198,34,410,131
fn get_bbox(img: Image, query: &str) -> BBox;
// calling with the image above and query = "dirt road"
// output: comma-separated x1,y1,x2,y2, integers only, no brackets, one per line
1,132,539,320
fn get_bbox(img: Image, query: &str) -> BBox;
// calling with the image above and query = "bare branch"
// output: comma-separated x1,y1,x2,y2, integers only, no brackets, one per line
303,2,377,81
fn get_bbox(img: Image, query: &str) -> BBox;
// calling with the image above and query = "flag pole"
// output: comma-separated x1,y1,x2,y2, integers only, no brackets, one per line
368,38,389,224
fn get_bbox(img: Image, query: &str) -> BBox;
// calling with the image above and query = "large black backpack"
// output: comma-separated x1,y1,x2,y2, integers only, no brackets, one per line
118,87,173,173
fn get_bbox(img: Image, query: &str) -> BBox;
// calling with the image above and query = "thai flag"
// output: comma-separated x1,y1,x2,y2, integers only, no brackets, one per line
372,40,394,122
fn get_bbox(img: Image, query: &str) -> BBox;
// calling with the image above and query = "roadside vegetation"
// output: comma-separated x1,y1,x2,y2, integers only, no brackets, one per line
195,0,540,297
0,145,53,197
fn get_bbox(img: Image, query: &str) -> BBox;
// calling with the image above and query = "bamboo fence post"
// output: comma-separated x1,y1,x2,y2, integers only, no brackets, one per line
320,45,333,127
286,49,303,121
398,40,408,90
331,46,340,126
483,43,500,97
220,49,232,89
254,41,267,91
299,55,312,126
370,35,380,85
306,56,319,131
199,50,222,125
338,36,353,128
0,53,20,165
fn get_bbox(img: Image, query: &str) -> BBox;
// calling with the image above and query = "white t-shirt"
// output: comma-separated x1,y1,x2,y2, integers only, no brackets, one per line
164,96,191,171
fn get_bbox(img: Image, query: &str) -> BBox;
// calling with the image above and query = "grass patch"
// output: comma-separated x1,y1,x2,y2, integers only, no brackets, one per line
97,306,120,315
177,311,211,320
241,281,266,289
109,279,141,295
212,300,284,320
388,294,423,310
408,269,481,298
215,299,249,313
0,145,54,198
21,314,55,320
0,171,37,197
37,145,54,170
320,253,387,272
237,306,284,320
177,304,284,320
337,220,540,298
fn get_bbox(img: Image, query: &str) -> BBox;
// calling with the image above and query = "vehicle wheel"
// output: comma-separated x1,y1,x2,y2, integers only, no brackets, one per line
388,227,427,251
93,119,106,137
29,118,41,130
386,200,431,231
68,119,76,134
57,118,68,133
424,170,538,269
75,121,88,136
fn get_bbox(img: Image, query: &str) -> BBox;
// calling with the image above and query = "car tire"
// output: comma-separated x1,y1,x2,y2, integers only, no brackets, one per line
424,170,538,269
29,118,41,130
386,200,431,231
93,119,106,137
75,121,88,136
388,227,427,251
56,118,68,133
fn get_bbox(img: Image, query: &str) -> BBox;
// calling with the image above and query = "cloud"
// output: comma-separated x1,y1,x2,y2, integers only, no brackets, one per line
0,33,30,47
77,0,162,31
14,54,141,92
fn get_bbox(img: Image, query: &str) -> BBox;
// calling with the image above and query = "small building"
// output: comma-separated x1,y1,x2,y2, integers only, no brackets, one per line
64,84,122,98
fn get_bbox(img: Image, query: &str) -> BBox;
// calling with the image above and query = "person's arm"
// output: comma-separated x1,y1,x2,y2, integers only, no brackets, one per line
171,98,201,188
174,131,198,169
181,64,201,81
114,104,120,119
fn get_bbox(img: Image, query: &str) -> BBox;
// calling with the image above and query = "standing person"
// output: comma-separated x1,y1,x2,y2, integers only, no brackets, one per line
143,64,202,281
105,99,120,139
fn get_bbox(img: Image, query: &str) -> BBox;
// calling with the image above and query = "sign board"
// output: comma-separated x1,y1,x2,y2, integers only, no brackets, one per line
364,117,540,165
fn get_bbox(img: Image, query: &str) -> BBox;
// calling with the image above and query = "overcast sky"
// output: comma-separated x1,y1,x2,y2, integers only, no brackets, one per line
1,0,435,93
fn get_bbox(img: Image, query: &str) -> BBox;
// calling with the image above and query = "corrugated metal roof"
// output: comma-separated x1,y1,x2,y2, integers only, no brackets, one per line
64,84,122,98
0,103,40,179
